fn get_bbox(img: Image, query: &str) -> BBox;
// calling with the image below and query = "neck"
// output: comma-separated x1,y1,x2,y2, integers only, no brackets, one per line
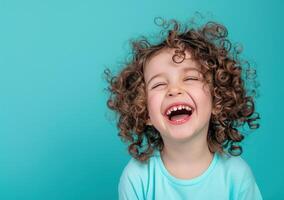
160,133,214,179
161,139,212,166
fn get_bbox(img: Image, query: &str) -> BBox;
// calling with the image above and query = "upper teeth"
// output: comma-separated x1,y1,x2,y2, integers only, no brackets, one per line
166,105,192,116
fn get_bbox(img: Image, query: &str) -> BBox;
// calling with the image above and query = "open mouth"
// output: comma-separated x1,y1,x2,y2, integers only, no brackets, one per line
165,105,193,122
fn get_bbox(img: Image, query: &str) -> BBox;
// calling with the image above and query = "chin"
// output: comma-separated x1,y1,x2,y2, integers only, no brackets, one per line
165,131,196,142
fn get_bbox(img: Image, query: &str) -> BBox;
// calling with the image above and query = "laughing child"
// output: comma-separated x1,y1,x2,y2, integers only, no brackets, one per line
105,17,262,200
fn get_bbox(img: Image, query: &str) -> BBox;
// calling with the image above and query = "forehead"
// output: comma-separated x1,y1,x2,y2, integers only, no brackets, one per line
144,48,200,77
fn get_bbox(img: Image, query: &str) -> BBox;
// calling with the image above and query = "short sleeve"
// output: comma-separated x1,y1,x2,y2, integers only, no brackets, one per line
118,159,145,200
118,173,140,200
238,176,263,200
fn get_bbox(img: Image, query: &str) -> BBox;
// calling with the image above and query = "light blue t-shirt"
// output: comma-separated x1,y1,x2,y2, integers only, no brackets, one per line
118,150,262,200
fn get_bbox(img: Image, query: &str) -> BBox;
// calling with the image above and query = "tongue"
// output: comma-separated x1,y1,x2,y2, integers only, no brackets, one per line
170,114,189,121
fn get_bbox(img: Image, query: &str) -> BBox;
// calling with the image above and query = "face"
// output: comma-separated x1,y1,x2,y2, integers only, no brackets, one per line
144,48,213,144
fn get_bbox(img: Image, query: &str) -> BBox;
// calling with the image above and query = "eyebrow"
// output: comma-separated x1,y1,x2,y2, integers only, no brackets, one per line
146,67,199,86
146,73,164,86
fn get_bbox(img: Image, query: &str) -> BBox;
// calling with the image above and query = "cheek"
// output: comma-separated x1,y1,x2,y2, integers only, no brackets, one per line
192,85,213,113
200,90,213,114
147,93,162,117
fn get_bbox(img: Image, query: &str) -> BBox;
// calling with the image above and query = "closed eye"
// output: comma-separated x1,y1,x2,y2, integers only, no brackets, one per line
152,83,167,89
184,77,199,81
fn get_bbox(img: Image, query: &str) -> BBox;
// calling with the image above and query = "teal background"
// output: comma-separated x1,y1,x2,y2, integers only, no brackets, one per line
0,0,282,199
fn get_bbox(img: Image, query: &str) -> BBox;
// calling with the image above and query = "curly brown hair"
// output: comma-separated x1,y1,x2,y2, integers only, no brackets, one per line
105,17,260,163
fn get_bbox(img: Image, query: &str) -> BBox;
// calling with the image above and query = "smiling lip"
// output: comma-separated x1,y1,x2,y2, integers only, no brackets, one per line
163,102,194,125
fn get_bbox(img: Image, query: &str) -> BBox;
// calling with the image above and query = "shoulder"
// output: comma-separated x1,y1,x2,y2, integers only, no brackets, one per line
118,155,156,200
217,153,256,189
218,153,254,178
217,153,262,199
120,157,149,180
120,151,160,179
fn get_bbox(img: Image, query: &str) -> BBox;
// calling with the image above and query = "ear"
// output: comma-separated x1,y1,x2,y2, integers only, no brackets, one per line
146,118,153,126
211,106,219,116
211,107,216,115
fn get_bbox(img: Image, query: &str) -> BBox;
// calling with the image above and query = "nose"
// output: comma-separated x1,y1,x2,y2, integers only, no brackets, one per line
167,87,184,97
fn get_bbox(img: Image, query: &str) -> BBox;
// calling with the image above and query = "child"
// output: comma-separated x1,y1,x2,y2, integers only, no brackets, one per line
105,17,262,200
